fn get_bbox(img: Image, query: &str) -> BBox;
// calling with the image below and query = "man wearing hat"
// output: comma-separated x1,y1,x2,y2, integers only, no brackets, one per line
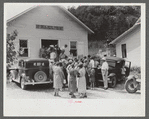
101,57,109,90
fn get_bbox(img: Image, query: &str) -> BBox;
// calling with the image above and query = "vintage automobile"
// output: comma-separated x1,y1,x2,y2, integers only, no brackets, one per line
8,58,53,90
96,57,131,88
125,74,141,93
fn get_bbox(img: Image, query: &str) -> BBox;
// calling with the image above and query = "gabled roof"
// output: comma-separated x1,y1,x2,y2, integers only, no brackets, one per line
7,5,94,34
7,6,37,23
109,17,141,45
59,6,94,34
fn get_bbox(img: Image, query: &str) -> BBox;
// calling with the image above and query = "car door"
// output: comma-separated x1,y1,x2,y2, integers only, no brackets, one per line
125,61,131,76
107,60,116,75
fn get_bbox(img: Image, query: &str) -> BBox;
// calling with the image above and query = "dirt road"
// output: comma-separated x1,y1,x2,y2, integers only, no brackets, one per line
5,82,141,99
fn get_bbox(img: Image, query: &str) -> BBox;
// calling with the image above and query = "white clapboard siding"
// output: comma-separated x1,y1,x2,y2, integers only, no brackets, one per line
7,6,89,59
116,25,141,67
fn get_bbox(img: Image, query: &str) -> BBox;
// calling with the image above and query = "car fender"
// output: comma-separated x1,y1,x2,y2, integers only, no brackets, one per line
19,73,26,83
127,75,135,81
10,69,17,79
108,73,116,78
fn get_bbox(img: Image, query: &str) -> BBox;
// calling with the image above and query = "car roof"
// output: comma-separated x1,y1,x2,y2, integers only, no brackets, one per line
102,57,125,62
20,58,49,62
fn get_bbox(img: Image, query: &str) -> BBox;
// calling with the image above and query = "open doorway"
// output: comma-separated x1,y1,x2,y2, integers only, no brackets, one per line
41,39,58,48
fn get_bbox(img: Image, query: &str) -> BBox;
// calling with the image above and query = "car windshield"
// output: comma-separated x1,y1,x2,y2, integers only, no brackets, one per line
125,61,131,68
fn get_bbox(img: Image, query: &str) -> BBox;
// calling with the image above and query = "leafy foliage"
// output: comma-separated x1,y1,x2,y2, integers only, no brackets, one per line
7,30,18,67
68,6,141,42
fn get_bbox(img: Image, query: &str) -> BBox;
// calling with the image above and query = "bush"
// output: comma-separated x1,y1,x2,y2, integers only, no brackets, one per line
130,66,141,74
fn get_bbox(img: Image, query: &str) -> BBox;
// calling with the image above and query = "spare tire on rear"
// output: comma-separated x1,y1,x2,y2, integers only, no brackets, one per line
34,71,47,82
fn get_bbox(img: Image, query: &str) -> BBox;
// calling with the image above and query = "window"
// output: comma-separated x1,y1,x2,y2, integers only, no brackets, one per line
121,44,127,58
70,41,77,56
108,61,116,68
19,40,28,57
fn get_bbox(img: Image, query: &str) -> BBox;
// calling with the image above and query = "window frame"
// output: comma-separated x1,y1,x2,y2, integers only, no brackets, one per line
69,41,77,57
19,39,29,57
121,44,127,58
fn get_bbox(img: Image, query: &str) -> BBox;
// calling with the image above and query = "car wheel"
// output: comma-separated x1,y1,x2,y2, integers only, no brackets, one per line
34,71,47,82
109,76,117,88
20,78,27,90
125,79,137,93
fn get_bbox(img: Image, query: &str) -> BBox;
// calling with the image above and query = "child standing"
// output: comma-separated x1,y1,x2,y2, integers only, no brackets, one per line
89,68,95,90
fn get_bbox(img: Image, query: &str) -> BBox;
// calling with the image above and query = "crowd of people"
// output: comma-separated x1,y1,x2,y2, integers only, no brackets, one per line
39,44,111,98
39,44,68,61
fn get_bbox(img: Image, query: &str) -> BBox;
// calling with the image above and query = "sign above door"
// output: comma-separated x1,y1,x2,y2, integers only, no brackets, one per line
36,24,63,31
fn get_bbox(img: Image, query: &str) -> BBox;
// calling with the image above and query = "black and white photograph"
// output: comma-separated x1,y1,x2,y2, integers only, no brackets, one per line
4,3,146,116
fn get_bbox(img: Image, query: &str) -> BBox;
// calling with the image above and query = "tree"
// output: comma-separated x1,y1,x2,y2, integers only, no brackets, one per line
68,6,140,55
7,30,18,68
68,6,141,42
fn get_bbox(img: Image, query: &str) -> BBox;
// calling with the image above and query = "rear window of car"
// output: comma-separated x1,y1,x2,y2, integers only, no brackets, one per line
33,62,45,66
26,62,49,68
100,60,116,68
108,61,116,68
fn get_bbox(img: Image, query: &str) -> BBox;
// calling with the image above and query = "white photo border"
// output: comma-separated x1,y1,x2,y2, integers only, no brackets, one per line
3,3,146,116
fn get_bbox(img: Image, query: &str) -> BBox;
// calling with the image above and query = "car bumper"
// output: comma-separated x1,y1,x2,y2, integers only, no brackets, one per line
24,80,53,85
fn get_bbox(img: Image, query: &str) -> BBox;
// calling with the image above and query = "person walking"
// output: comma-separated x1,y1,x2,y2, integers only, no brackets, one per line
77,63,87,98
67,64,77,98
101,57,109,90
52,62,65,97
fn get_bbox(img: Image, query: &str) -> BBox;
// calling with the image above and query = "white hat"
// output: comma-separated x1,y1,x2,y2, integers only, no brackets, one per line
102,57,106,60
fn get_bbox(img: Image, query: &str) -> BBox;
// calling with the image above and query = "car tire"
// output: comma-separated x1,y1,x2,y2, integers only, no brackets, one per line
125,79,137,93
34,71,47,82
20,77,27,90
109,76,117,88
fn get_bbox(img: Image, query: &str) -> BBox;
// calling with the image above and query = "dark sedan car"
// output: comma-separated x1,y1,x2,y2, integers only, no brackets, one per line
8,58,53,90
96,57,131,88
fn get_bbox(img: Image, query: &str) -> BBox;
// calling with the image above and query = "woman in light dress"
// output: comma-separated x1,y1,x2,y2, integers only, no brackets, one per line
52,62,65,97
77,63,87,98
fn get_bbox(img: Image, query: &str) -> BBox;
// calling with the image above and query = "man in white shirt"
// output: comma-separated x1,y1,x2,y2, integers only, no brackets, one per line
89,56,95,69
101,57,109,89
